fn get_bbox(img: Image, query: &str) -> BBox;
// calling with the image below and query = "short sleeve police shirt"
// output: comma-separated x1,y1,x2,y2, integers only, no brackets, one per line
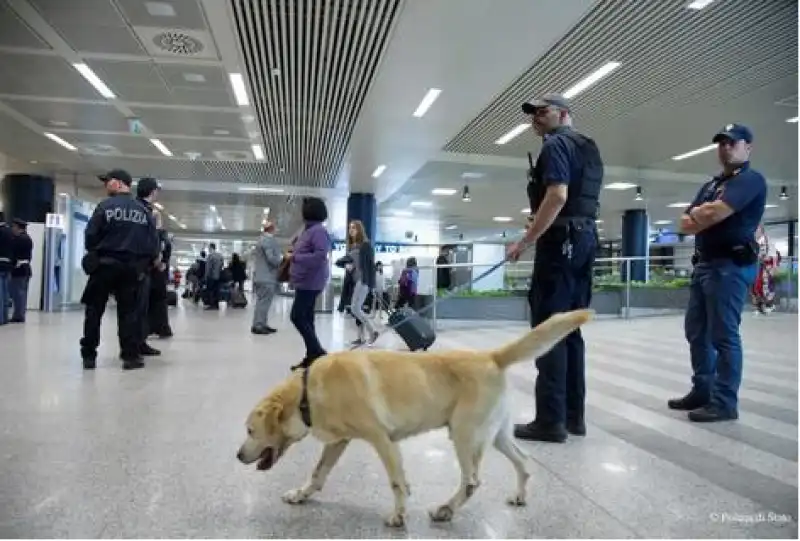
539,128,582,187
687,162,767,251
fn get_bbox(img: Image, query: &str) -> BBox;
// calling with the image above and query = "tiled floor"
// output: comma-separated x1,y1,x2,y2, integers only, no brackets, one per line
0,298,797,538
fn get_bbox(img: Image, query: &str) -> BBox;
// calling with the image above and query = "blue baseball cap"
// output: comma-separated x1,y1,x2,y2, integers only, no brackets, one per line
712,123,753,144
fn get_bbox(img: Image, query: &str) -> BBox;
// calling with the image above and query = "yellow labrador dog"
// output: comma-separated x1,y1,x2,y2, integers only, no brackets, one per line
237,309,592,527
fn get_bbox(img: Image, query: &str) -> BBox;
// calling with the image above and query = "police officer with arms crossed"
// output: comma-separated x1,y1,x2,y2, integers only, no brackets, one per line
668,124,766,422
79,169,159,370
506,93,604,443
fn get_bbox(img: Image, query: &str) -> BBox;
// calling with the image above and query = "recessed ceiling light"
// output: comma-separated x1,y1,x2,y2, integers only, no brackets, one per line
213,129,230,135
43,132,76,151
210,205,217,212
410,201,432,207
562,61,621,99
393,210,413,217
263,207,270,214
604,182,637,190
686,0,715,9
183,73,206,83
671,144,716,161
251,144,264,160
179,223,187,229
495,124,529,145
521,208,530,213
413,88,442,118
229,73,249,106
238,186,283,193
242,115,254,123
445,224,458,230
653,220,672,225
49,120,69,127
787,117,799,123
431,188,457,196
667,202,691,208
493,216,512,222
146,1,176,16
372,165,387,178
149,138,172,157
765,204,778,209
595,219,604,223
461,172,484,179
72,63,115,99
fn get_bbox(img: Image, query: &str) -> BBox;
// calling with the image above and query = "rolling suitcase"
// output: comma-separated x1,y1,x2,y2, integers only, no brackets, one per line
230,287,248,308
388,306,436,352
166,289,177,306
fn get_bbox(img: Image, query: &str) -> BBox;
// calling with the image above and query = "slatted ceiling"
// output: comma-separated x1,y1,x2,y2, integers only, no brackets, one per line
444,0,798,157
230,0,403,189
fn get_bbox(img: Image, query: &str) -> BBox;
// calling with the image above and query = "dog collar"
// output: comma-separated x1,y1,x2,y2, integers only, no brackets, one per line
298,368,312,427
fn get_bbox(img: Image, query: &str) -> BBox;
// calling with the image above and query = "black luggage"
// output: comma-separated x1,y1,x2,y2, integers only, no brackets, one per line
388,307,435,351
230,287,248,308
166,290,177,306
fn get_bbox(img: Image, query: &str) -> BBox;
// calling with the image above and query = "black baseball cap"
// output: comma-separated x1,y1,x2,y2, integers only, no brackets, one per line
98,169,133,186
522,93,571,115
136,177,161,199
712,123,753,144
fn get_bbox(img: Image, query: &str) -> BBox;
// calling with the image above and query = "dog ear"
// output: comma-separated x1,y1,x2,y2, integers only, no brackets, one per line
261,402,285,431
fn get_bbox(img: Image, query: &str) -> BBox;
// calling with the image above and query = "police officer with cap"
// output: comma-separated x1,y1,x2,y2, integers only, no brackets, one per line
668,123,766,422
506,93,604,443
79,169,159,370
0,213,13,326
9,218,33,323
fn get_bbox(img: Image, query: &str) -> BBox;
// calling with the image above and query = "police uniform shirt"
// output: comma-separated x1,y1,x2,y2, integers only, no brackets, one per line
85,193,159,260
686,161,767,253
528,126,583,214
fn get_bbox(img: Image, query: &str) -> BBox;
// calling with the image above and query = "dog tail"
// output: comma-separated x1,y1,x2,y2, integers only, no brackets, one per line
491,309,594,370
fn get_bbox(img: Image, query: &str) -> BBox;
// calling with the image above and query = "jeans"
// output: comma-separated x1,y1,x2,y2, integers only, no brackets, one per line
528,221,597,426
684,259,757,412
9,275,30,321
350,281,378,336
0,271,9,325
290,289,326,361
252,282,277,328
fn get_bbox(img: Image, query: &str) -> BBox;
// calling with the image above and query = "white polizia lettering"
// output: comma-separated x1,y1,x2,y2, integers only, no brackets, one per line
105,207,148,225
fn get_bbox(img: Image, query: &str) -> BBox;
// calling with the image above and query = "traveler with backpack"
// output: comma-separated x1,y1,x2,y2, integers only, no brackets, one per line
506,93,603,443
395,257,418,309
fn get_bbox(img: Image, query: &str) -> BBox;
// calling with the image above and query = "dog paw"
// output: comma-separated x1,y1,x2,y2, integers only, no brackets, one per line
281,488,308,505
506,494,526,507
429,504,454,522
384,512,406,528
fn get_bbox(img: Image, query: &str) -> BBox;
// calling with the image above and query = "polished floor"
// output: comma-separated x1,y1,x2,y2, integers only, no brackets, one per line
0,298,797,538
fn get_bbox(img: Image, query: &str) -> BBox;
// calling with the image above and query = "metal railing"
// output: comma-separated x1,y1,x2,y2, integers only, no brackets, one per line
375,255,798,330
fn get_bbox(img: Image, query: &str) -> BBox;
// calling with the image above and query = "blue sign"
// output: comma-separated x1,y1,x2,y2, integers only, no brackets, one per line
333,241,402,254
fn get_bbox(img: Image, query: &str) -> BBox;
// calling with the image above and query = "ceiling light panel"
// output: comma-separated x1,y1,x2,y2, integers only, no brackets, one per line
686,0,715,9
495,124,529,145
43,132,77,151
229,0,403,188
413,88,442,117
229,73,250,106
372,165,387,178
561,61,621,99
787,117,799,123
431,188,457,196
72,63,115,99
604,182,638,190
149,138,173,157
251,144,265,160
671,144,717,161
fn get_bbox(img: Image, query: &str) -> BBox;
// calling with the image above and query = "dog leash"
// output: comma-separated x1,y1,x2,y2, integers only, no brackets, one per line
348,255,513,351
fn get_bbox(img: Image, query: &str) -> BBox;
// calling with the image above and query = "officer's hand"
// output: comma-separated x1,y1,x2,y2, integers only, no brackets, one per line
506,242,523,262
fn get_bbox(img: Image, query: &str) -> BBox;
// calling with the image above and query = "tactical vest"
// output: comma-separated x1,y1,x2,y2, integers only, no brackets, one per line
527,130,604,219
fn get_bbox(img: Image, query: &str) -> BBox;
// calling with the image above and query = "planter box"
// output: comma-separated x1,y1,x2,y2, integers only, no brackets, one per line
628,287,690,310
590,291,623,315
435,295,529,321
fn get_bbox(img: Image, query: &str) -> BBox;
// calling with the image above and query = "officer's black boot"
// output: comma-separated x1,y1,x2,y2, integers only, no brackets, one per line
82,354,96,370
566,416,586,436
121,356,145,370
139,343,161,356
514,421,568,443
667,390,710,411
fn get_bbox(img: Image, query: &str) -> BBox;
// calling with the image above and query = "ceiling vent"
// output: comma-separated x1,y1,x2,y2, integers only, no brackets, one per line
81,144,119,155
214,150,250,161
153,30,204,55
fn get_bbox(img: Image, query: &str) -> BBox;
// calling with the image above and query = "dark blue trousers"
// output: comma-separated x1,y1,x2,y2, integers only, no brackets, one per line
684,259,757,412
528,222,597,426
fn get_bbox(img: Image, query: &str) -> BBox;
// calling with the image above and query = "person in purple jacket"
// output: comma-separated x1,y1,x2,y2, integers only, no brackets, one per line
289,197,332,370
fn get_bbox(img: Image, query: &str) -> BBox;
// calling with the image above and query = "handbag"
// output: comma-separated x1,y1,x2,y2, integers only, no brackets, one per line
277,255,291,283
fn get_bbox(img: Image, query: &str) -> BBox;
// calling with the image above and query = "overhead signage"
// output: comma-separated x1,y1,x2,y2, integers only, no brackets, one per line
332,241,402,254
45,213,65,229
127,117,144,135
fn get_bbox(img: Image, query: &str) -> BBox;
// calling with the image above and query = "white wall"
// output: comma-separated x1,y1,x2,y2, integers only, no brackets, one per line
26,223,45,310
471,243,506,291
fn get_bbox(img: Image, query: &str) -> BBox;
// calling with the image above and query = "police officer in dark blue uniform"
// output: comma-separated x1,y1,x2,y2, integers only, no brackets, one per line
79,169,160,370
0,214,13,326
668,124,766,422
9,218,33,323
135,177,164,357
506,93,603,443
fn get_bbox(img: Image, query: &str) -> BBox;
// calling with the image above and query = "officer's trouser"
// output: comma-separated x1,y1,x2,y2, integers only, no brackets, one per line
684,259,757,413
0,270,10,325
80,261,142,360
148,268,171,335
138,272,151,345
528,221,597,426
